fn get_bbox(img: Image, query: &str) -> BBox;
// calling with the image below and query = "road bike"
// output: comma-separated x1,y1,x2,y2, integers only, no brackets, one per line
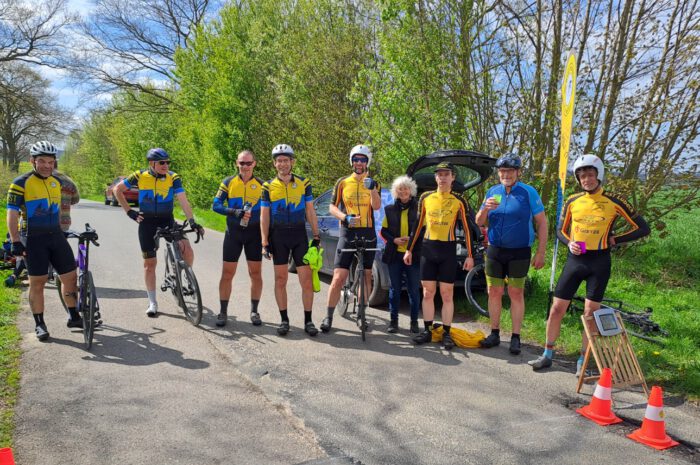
154,222,203,326
56,224,101,349
338,236,380,341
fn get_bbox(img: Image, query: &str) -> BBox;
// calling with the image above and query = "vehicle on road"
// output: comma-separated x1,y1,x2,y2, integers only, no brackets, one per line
105,176,138,206
306,149,496,306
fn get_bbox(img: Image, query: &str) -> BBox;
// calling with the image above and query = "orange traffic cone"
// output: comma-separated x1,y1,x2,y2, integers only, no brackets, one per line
0,447,15,465
576,367,623,426
627,386,680,450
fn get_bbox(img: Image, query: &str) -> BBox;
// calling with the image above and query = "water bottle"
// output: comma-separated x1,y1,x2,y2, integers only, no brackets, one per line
240,202,252,228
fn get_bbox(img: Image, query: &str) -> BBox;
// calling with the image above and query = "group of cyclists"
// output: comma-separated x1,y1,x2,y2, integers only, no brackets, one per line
7,140,650,376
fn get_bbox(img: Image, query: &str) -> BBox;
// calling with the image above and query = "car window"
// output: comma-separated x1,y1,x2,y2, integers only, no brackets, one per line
315,191,333,216
411,166,481,193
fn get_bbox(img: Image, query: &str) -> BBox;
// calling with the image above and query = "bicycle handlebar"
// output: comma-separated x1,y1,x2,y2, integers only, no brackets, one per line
64,223,100,246
154,221,203,247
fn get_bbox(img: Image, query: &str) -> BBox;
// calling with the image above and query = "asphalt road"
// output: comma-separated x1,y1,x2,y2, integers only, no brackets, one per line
13,201,699,465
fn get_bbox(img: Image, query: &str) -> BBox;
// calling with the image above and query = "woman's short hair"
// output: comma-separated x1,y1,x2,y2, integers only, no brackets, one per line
391,175,417,199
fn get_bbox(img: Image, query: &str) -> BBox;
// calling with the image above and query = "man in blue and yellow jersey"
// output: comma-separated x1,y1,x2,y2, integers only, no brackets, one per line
404,162,475,350
212,150,265,328
260,144,321,337
475,154,548,355
529,154,650,375
114,148,204,317
320,145,381,333
6,141,81,341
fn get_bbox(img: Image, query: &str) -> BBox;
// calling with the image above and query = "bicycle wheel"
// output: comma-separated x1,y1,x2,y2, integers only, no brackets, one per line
176,262,202,326
464,263,489,317
82,272,97,349
357,271,367,341
163,245,184,307
339,264,357,316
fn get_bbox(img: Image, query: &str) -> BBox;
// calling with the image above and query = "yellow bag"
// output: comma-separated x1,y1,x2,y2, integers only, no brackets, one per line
431,325,486,348
302,242,323,293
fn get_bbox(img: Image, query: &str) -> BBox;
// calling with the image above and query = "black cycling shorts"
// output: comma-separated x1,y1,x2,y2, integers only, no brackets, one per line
139,217,175,259
554,250,611,302
269,226,308,266
224,224,262,262
485,245,531,287
420,240,457,283
25,232,76,277
334,228,377,270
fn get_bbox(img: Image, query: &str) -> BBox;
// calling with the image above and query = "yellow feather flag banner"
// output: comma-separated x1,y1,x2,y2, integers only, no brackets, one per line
559,52,577,192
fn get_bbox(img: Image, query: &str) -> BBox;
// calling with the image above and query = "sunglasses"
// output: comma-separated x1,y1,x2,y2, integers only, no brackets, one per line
351,157,368,163
156,160,170,166
238,161,254,166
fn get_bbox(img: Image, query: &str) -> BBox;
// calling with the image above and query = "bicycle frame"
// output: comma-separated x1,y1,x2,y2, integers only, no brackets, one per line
340,237,380,340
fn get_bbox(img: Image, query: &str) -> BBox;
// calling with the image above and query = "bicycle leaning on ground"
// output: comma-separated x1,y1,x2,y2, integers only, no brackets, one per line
338,236,380,341
56,223,101,349
154,221,203,326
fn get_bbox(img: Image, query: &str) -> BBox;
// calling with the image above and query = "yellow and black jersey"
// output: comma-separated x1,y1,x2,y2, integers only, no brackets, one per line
260,174,313,227
212,175,264,227
124,169,184,218
331,175,378,229
557,189,650,251
407,190,472,257
7,172,63,236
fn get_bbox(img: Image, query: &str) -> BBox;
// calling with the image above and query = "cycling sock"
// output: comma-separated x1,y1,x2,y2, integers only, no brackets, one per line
491,328,500,336
543,342,555,359
443,325,451,335
220,300,229,313
304,311,312,324
512,333,520,339
424,320,434,331
279,310,289,323
147,289,157,306
251,299,260,313
33,313,45,325
326,306,335,318
68,307,80,320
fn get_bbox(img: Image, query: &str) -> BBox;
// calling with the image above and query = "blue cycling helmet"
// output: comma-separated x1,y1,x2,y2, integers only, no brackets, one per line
146,147,170,161
495,153,522,169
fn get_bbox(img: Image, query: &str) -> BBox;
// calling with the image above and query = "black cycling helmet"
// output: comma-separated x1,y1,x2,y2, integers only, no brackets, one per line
146,147,170,161
495,153,522,169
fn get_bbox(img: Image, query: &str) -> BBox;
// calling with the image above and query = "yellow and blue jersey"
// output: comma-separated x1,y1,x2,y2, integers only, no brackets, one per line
212,175,264,228
260,174,313,228
124,169,184,218
7,172,63,236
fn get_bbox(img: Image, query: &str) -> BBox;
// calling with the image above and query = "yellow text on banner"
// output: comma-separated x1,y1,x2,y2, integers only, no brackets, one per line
559,52,577,191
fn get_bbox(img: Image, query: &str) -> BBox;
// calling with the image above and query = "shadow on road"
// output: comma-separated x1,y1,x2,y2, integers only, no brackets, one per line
96,286,147,299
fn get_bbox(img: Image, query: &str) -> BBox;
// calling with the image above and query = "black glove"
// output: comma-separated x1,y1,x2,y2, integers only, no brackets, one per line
188,217,204,233
311,237,321,248
10,241,24,256
363,177,377,190
263,245,272,260
227,208,245,218
126,210,140,222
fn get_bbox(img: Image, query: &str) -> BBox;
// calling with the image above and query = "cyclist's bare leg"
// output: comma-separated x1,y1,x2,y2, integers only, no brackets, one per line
218,261,238,300
363,269,372,305
179,239,194,266
144,257,157,292
28,275,49,314
487,285,505,329
421,280,437,322
296,265,313,310
544,297,570,343
326,268,349,308
248,261,263,301
507,286,525,333
58,269,78,308
273,264,289,310
581,299,602,351
438,282,454,325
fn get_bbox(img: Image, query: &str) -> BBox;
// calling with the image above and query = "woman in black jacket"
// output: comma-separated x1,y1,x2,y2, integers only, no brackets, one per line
380,175,421,333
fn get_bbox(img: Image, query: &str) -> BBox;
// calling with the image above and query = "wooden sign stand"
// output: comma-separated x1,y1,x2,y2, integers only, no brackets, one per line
576,311,649,396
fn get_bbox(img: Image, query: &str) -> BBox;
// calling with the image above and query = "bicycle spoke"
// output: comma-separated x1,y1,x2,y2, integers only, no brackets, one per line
177,263,202,326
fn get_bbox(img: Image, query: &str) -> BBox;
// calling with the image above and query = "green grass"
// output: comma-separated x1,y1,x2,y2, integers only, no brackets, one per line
458,206,700,400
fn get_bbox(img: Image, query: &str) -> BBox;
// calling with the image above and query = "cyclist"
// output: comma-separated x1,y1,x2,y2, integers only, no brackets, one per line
319,145,381,333
114,147,204,317
260,144,321,337
6,141,81,340
475,154,547,355
404,162,475,350
528,154,650,374
212,150,264,327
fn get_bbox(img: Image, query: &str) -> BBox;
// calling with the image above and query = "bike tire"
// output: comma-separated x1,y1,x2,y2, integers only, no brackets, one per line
56,277,69,313
340,264,356,316
464,262,489,317
358,271,367,341
164,245,184,307
176,262,202,326
82,272,97,349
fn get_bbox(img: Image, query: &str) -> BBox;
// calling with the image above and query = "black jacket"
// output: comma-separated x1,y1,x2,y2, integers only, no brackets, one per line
380,198,421,264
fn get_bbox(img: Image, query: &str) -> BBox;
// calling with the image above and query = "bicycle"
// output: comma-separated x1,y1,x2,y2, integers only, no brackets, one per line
154,221,203,326
56,224,101,349
338,236,380,341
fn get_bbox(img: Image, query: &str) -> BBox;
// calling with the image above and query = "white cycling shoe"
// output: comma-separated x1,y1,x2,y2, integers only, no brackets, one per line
146,303,158,318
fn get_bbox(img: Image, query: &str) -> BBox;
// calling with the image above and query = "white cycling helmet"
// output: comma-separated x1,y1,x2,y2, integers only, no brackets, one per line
572,153,604,183
349,144,372,166
30,141,58,157
272,144,294,159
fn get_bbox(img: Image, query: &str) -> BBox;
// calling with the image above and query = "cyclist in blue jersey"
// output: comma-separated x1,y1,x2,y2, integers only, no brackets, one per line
114,148,204,317
475,154,547,354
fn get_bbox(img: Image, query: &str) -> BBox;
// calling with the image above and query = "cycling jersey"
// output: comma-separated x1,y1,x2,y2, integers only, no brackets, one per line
481,182,544,248
407,190,472,257
557,189,649,251
331,175,377,229
124,169,184,218
7,172,62,236
260,174,313,228
212,175,264,228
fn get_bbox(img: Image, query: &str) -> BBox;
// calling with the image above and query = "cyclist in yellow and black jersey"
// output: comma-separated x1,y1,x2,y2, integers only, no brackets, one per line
319,145,381,333
404,162,475,350
529,154,650,375
6,141,80,341
212,150,265,328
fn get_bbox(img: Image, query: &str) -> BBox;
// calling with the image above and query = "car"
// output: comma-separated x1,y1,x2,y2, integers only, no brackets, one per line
306,149,496,306
105,176,138,206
